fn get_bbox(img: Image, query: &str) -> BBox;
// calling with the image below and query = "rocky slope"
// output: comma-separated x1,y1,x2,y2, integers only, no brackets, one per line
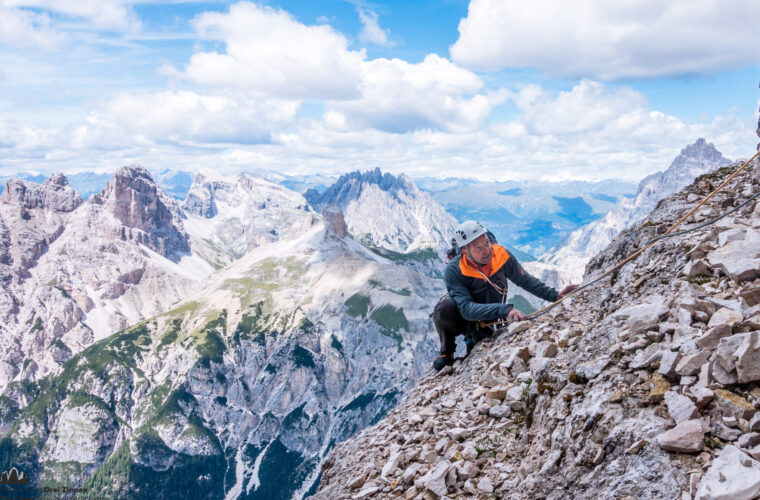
545,139,731,283
314,159,760,499
0,206,442,499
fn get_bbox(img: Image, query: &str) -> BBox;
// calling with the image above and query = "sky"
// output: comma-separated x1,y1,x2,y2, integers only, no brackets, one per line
0,0,759,182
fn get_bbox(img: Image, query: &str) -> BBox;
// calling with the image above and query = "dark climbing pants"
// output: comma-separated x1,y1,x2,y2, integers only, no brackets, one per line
432,295,492,356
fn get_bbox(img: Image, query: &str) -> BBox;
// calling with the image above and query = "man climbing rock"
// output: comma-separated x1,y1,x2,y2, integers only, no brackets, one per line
431,221,578,371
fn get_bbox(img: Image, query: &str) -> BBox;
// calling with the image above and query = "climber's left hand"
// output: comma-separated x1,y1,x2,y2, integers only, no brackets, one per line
558,284,580,300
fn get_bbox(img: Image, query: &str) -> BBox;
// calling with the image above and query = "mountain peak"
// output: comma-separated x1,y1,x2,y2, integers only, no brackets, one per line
304,168,417,213
44,171,69,188
673,138,727,167
91,164,190,258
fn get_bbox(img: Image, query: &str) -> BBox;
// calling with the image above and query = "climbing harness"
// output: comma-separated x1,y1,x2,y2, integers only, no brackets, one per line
479,149,760,330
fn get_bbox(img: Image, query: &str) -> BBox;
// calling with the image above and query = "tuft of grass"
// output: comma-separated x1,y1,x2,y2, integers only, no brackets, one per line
158,319,182,348
192,311,227,367
31,317,43,332
568,372,588,385
688,274,712,285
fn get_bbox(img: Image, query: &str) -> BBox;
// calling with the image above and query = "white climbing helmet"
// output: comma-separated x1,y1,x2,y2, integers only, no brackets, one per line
454,220,487,247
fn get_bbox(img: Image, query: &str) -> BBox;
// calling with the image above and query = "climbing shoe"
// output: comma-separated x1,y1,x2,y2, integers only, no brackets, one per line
432,353,454,371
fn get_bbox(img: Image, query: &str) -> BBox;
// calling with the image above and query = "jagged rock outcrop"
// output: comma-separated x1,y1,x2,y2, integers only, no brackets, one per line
545,139,731,283
0,173,82,272
0,173,82,213
324,204,350,239
314,158,760,499
90,164,190,259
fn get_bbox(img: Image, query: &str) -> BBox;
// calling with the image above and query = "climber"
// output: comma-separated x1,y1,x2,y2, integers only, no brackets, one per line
432,221,578,371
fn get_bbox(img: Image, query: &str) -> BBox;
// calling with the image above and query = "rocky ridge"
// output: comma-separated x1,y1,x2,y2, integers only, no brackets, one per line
545,139,731,283
315,159,760,499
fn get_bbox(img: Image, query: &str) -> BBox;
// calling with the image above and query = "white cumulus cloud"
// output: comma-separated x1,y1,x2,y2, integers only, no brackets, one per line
175,2,365,100
173,2,492,134
450,0,760,79
72,91,300,149
326,54,490,133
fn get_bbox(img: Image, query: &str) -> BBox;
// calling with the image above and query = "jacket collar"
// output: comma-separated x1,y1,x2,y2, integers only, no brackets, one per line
459,243,510,280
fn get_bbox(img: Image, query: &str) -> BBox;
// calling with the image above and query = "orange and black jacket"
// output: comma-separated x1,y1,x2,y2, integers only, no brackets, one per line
443,243,558,322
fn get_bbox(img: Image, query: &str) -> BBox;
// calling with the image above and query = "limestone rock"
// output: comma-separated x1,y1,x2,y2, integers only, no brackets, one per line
676,351,711,376
714,422,742,442
696,324,732,350
630,344,663,370
574,356,610,381
477,476,494,494
650,372,672,403
708,307,744,328
447,428,469,442
740,287,760,308
613,301,669,335
508,321,531,335
659,351,683,379
418,461,452,498
656,419,705,453
486,387,507,401
738,433,760,449
750,412,760,433
664,391,700,424
382,451,404,477
402,464,422,485
707,231,760,283
718,228,746,247
714,389,755,421
689,386,715,409
735,331,760,384
488,406,510,419
323,204,350,239
695,445,760,500
348,475,365,489
535,341,558,359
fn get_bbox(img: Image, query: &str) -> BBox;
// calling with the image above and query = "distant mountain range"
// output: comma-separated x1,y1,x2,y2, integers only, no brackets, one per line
0,169,638,263
418,177,636,259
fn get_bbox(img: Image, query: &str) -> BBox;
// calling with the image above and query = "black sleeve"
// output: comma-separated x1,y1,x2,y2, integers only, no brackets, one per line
504,252,558,303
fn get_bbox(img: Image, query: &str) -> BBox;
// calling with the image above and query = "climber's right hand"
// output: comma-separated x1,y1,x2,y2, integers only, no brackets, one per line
508,308,526,323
